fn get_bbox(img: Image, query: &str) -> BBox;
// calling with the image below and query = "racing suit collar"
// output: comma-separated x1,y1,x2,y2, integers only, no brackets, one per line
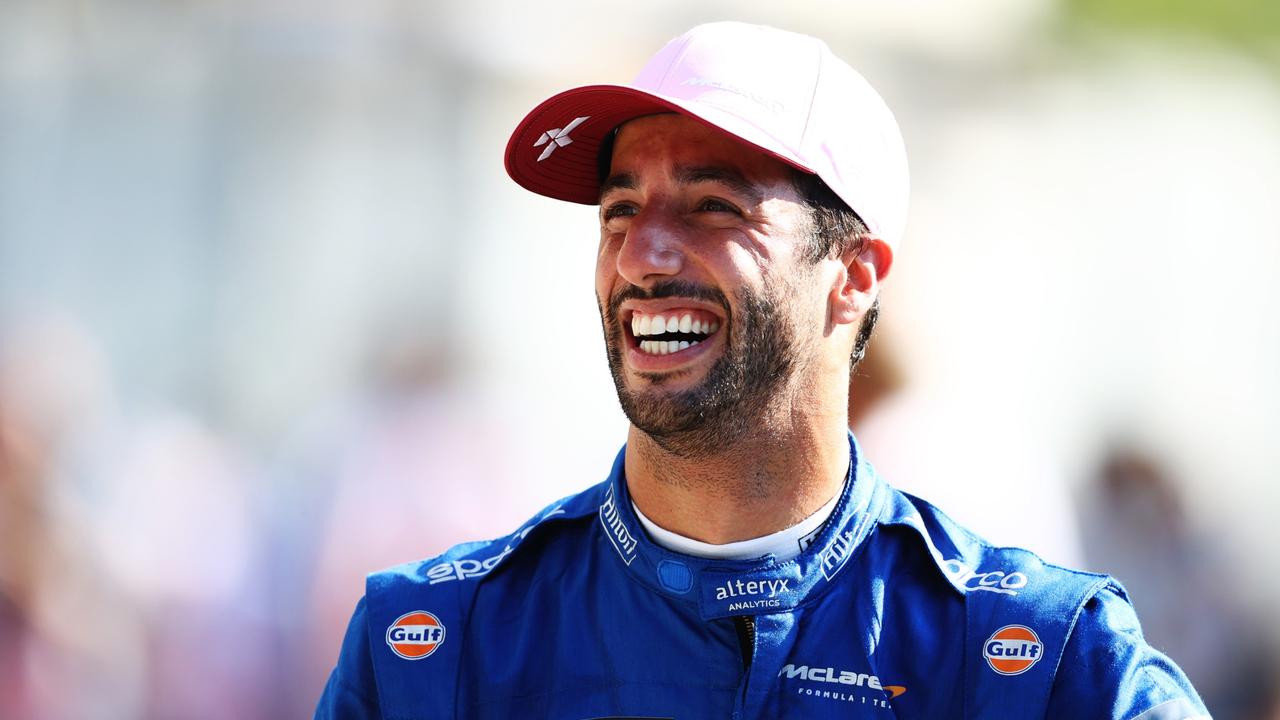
596,432,889,620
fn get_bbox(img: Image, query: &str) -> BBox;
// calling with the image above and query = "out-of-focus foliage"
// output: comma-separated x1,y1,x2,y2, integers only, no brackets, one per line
1065,0,1280,62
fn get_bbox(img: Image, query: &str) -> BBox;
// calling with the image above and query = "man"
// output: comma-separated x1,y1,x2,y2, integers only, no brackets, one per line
316,22,1209,719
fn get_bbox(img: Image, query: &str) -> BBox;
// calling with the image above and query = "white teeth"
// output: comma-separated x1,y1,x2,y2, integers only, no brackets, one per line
636,325,709,355
631,312,723,338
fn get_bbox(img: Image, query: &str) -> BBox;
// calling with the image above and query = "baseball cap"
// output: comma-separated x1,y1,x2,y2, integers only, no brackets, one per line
504,21,910,248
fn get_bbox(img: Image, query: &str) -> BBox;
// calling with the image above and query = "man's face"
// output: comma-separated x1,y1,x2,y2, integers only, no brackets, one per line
595,114,826,456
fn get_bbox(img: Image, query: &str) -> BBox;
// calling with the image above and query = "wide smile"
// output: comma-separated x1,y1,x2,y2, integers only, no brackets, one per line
620,304,726,372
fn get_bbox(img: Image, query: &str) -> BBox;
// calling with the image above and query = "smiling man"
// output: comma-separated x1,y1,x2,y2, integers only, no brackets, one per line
316,22,1209,720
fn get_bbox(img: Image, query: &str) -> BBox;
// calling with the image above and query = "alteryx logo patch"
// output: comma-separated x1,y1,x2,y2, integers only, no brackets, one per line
715,578,789,600
702,568,802,617
386,611,446,660
983,625,1042,675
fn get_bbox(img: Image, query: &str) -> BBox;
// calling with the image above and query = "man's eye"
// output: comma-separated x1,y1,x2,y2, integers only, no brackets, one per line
697,198,739,214
602,203,637,221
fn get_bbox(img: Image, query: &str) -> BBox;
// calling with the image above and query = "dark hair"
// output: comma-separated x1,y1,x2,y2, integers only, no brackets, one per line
790,170,869,262
791,171,879,370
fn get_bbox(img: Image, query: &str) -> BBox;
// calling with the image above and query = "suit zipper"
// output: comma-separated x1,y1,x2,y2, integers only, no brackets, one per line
733,615,756,670
731,616,757,719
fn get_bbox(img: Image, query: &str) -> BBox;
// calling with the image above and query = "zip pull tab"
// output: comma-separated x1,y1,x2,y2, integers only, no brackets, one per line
733,615,756,670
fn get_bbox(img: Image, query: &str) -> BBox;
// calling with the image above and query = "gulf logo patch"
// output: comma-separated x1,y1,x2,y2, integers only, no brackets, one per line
983,624,1043,675
385,611,446,660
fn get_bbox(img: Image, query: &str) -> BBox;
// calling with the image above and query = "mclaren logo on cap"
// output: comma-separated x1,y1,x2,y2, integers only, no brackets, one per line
386,610,446,660
534,116,590,161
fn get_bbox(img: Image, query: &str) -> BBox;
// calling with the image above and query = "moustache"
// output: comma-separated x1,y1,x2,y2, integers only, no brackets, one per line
606,280,731,324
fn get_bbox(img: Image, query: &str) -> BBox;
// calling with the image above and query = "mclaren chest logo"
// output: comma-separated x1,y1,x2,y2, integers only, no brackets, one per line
779,663,907,709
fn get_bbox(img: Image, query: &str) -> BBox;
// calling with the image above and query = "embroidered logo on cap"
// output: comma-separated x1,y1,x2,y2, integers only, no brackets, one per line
534,116,590,161
386,610,446,660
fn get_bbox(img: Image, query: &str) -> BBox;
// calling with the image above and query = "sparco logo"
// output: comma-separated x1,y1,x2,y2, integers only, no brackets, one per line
425,504,565,583
779,664,908,700
599,486,638,565
943,559,1030,596
818,530,856,581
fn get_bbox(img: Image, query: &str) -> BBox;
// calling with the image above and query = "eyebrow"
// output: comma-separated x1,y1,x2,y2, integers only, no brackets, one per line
599,172,637,200
598,165,765,206
674,165,762,205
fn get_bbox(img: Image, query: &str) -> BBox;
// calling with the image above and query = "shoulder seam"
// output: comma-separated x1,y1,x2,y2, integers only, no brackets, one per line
1038,574,1115,712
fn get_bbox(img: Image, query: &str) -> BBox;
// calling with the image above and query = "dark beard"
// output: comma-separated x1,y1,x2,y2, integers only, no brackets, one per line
599,278,803,458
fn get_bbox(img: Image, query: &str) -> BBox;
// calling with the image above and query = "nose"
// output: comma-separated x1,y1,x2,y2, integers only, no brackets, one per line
614,207,685,287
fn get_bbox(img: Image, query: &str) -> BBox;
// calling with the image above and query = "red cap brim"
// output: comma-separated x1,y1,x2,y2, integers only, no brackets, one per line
504,84,811,206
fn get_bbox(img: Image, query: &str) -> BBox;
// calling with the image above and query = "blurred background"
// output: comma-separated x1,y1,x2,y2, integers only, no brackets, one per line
1,0,1278,717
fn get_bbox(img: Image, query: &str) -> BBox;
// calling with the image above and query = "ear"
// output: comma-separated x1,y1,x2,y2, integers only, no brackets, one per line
829,235,893,326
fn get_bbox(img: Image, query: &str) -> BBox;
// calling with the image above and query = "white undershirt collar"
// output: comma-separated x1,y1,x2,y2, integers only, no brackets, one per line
631,489,842,563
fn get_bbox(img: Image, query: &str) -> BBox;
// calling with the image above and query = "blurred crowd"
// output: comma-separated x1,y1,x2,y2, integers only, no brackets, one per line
0,312,543,718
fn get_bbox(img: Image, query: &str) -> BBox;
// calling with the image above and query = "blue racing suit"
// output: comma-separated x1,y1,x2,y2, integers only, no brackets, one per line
316,435,1209,719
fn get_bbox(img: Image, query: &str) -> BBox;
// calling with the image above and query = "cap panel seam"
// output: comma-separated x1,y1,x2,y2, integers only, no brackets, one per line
653,35,693,93
797,40,824,153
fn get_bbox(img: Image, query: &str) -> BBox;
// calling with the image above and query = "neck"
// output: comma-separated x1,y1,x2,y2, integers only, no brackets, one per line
624,391,851,545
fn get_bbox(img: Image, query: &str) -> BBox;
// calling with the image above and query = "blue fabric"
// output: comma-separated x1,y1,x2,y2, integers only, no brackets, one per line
1046,586,1213,720
315,434,1209,719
